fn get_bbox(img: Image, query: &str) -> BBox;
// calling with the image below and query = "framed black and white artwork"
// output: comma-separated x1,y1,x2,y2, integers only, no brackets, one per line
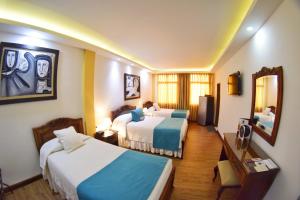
0,42,59,105
124,73,140,100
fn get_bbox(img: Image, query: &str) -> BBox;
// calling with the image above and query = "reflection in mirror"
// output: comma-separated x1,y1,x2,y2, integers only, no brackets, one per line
253,75,278,136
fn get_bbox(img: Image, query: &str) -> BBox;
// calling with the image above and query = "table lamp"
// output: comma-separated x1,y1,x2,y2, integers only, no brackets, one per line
96,117,113,137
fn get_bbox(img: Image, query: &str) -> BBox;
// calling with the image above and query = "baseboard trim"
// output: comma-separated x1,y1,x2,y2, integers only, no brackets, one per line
4,174,42,193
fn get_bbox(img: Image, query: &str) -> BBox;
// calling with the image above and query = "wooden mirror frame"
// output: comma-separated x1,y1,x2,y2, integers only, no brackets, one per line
250,66,283,146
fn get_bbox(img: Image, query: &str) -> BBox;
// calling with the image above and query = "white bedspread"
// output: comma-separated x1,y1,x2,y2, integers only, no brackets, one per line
44,138,172,200
151,108,190,119
127,116,187,147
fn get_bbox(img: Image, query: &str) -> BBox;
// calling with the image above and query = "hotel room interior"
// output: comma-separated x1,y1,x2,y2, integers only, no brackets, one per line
0,0,299,200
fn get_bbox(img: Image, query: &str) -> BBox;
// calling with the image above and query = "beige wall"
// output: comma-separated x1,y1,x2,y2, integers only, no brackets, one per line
94,55,152,125
214,0,300,199
0,32,84,185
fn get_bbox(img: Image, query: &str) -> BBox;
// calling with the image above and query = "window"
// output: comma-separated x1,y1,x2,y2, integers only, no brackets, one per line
190,74,212,105
157,74,178,104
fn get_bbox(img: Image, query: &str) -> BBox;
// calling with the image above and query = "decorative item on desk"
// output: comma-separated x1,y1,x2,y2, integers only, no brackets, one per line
238,124,252,142
235,120,252,149
237,118,250,137
96,117,113,137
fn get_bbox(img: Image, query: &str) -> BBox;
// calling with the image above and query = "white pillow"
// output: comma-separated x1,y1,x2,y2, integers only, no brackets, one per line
61,133,85,153
112,113,132,127
54,126,77,142
263,107,271,115
153,103,160,111
148,106,155,112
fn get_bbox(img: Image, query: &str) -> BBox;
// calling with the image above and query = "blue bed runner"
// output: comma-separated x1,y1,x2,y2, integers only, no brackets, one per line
171,109,187,118
77,150,168,200
153,118,184,151
260,121,274,129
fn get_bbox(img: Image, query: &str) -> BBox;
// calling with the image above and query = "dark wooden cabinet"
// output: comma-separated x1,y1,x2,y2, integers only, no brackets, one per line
219,133,280,200
94,130,118,146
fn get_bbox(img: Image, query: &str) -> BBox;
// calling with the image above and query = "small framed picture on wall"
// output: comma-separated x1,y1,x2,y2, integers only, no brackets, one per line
124,73,140,100
0,42,59,105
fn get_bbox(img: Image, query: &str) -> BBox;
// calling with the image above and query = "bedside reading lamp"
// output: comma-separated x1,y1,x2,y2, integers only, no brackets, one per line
96,118,113,137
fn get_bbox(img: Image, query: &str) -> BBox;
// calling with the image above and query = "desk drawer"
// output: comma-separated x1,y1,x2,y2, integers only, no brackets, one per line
224,141,232,159
230,155,247,184
224,140,247,184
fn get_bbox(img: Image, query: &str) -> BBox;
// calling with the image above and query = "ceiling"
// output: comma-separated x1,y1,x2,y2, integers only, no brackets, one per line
0,0,283,72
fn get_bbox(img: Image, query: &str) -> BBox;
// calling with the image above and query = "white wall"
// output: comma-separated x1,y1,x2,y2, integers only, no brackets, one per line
0,32,84,185
94,55,152,125
214,0,300,199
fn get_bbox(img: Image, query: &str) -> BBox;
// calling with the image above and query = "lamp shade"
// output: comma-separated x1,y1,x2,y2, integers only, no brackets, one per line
96,117,112,132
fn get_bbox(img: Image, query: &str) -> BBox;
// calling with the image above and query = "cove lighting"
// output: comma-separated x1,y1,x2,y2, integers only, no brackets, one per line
0,0,254,72
0,0,153,71
208,0,254,70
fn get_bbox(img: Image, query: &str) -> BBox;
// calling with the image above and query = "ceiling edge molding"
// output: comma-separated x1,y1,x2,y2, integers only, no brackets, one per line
211,0,284,72
0,0,154,71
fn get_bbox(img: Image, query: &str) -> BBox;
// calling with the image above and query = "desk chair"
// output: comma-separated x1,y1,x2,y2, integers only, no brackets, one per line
213,160,241,200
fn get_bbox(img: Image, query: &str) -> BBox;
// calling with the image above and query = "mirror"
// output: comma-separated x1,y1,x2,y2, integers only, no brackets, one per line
250,66,283,146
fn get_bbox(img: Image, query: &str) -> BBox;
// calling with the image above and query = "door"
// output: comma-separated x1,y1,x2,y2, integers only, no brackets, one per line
214,83,220,126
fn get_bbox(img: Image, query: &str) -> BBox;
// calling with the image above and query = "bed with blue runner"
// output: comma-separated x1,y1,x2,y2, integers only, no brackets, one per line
77,150,168,200
153,118,184,151
254,115,274,129
171,109,188,118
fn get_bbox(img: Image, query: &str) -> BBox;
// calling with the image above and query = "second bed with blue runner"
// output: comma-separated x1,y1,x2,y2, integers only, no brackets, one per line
77,150,168,200
171,109,188,118
153,118,184,151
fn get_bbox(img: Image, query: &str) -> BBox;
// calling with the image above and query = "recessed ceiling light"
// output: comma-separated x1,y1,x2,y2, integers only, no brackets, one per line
246,26,254,32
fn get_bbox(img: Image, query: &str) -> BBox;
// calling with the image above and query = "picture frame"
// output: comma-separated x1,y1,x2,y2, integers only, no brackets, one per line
0,42,59,105
124,73,140,100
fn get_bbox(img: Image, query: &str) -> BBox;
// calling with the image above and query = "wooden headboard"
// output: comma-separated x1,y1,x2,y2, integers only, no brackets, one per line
268,106,276,114
111,105,136,121
143,101,153,109
32,118,84,151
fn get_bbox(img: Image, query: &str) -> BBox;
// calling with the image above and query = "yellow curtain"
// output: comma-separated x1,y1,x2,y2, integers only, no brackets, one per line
155,73,213,121
157,74,178,109
255,77,266,112
189,73,213,121
178,74,190,109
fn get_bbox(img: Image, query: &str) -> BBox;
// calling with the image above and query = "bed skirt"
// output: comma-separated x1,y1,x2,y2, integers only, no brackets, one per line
44,168,79,200
118,137,182,158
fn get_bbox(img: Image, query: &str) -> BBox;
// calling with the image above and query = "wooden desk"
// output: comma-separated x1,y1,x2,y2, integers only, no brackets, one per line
219,133,279,200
